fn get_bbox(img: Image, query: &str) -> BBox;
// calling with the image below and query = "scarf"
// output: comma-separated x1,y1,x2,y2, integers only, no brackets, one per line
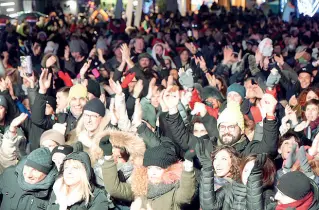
147,182,178,199
53,177,84,210
214,177,232,191
275,192,314,210
16,159,57,192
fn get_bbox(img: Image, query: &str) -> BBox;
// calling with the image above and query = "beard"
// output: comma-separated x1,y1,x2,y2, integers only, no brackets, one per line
220,133,241,145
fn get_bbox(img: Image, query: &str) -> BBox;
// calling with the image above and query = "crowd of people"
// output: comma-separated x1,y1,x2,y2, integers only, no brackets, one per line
0,2,318,210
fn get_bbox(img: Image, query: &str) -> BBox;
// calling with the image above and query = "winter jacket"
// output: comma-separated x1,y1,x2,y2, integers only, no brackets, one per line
200,165,263,210
166,112,279,157
102,160,195,210
0,130,26,169
115,93,132,132
0,158,56,210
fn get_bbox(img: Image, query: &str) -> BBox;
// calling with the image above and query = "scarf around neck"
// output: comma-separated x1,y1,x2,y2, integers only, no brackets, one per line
275,192,314,210
147,182,178,199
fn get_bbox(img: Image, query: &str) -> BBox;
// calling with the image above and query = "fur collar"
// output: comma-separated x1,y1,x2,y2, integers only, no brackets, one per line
131,161,183,197
53,177,84,210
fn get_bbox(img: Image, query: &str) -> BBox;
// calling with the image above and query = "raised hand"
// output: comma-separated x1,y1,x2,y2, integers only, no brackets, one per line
109,98,118,126
19,67,36,88
195,138,212,167
191,102,207,117
294,121,310,132
99,135,113,156
45,55,57,68
39,68,52,94
260,93,277,117
64,46,70,61
163,85,180,111
9,113,28,133
222,46,234,64
206,73,217,87
146,78,156,99
132,80,144,99
308,133,319,156
79,60,92,79
252,153,267,173
132,98,143,127
120,43,131,62
283,143,297,174
109,79,122,95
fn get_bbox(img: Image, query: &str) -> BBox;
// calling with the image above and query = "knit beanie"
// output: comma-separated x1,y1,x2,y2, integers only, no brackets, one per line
227,83,246,100
143,144,178,169
0,95,8,109
258,38,273,57
46,96,57,111
68,84,88,101
52,145,74,156
201,86,225,102
87,79,101,98
25,147,53,174
138,53,152,61
277,171,311,200
69,39,88,55
217,102,245,131
83,98,105,117
63,151,92,179
40,129,66,146
179,68,194,89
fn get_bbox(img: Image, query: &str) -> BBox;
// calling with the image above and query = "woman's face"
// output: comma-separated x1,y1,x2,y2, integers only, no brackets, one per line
241,160,255,185
213,150,232,178
147,166,164,184
63,160,84,187
180,50,189,62
155,45,163,56
193,122,208,137
306,91,319,101
216,79,223,91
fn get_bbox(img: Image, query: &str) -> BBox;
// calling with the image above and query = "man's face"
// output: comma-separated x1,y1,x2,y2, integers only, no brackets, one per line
134,38,145,52
69,97,87,118
274,45,281,55
23,165,47,184
0,106,6,122
71,52,82,61
139,58,150,68
114,47,122,58
278,137,299,160
164,59,171,69
305,104,319,122
82,110,102,132
298,72,312,89
180,50,189,63
275,190,297,205
56,92,68,111
219,122,242,145
227,92,243,104
151,89,160,108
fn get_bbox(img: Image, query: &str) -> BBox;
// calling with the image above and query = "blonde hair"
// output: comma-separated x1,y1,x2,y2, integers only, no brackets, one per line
62,159,93,204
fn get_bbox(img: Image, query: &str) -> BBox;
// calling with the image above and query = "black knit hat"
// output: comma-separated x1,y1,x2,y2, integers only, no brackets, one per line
25,147,53,175
52,145,74,156
83,98,105,117
87,79,101,98
277,171,311,200
201,86,225,102
62,151,92,179
143,144,178,169
138,53,152,61
46,96,57,111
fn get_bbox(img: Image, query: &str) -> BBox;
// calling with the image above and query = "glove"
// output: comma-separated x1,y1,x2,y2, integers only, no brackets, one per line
195,138,212,168
184,149,196,162
99,135,113,156
178,68,194,89
58,71,73,87
297,146,315,179
252,153,267,173
121,72,136,89
283,144,297,174
266,70,281,88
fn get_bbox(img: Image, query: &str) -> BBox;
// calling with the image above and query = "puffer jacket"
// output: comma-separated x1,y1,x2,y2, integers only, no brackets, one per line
0,158,57,210
200,165,263,210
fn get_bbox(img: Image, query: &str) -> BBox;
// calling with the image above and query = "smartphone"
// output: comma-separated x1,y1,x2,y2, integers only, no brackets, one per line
20,55,33,75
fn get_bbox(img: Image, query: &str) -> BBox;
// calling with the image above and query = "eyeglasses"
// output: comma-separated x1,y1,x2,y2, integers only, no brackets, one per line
83,113,99,120
219,124,237,132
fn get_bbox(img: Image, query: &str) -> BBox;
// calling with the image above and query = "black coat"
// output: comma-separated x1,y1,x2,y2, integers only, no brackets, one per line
199,165,263,210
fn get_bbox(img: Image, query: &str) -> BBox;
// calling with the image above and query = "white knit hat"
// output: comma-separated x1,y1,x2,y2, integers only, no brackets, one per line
217,102,245,132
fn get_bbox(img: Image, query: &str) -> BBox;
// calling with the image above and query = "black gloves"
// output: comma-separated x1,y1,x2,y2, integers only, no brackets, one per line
184,149,196,161
195,138,212,168
99,135,113,156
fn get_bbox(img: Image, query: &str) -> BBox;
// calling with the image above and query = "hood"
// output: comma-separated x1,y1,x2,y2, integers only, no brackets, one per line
95,128,146,166
62,151,92,179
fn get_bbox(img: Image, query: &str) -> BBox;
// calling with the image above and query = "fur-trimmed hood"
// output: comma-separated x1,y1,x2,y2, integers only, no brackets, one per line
95,128,146,166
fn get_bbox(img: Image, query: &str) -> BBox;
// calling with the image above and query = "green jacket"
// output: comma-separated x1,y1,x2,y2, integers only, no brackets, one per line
0,159,56,210
47,186,109,210
102,160,195,210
